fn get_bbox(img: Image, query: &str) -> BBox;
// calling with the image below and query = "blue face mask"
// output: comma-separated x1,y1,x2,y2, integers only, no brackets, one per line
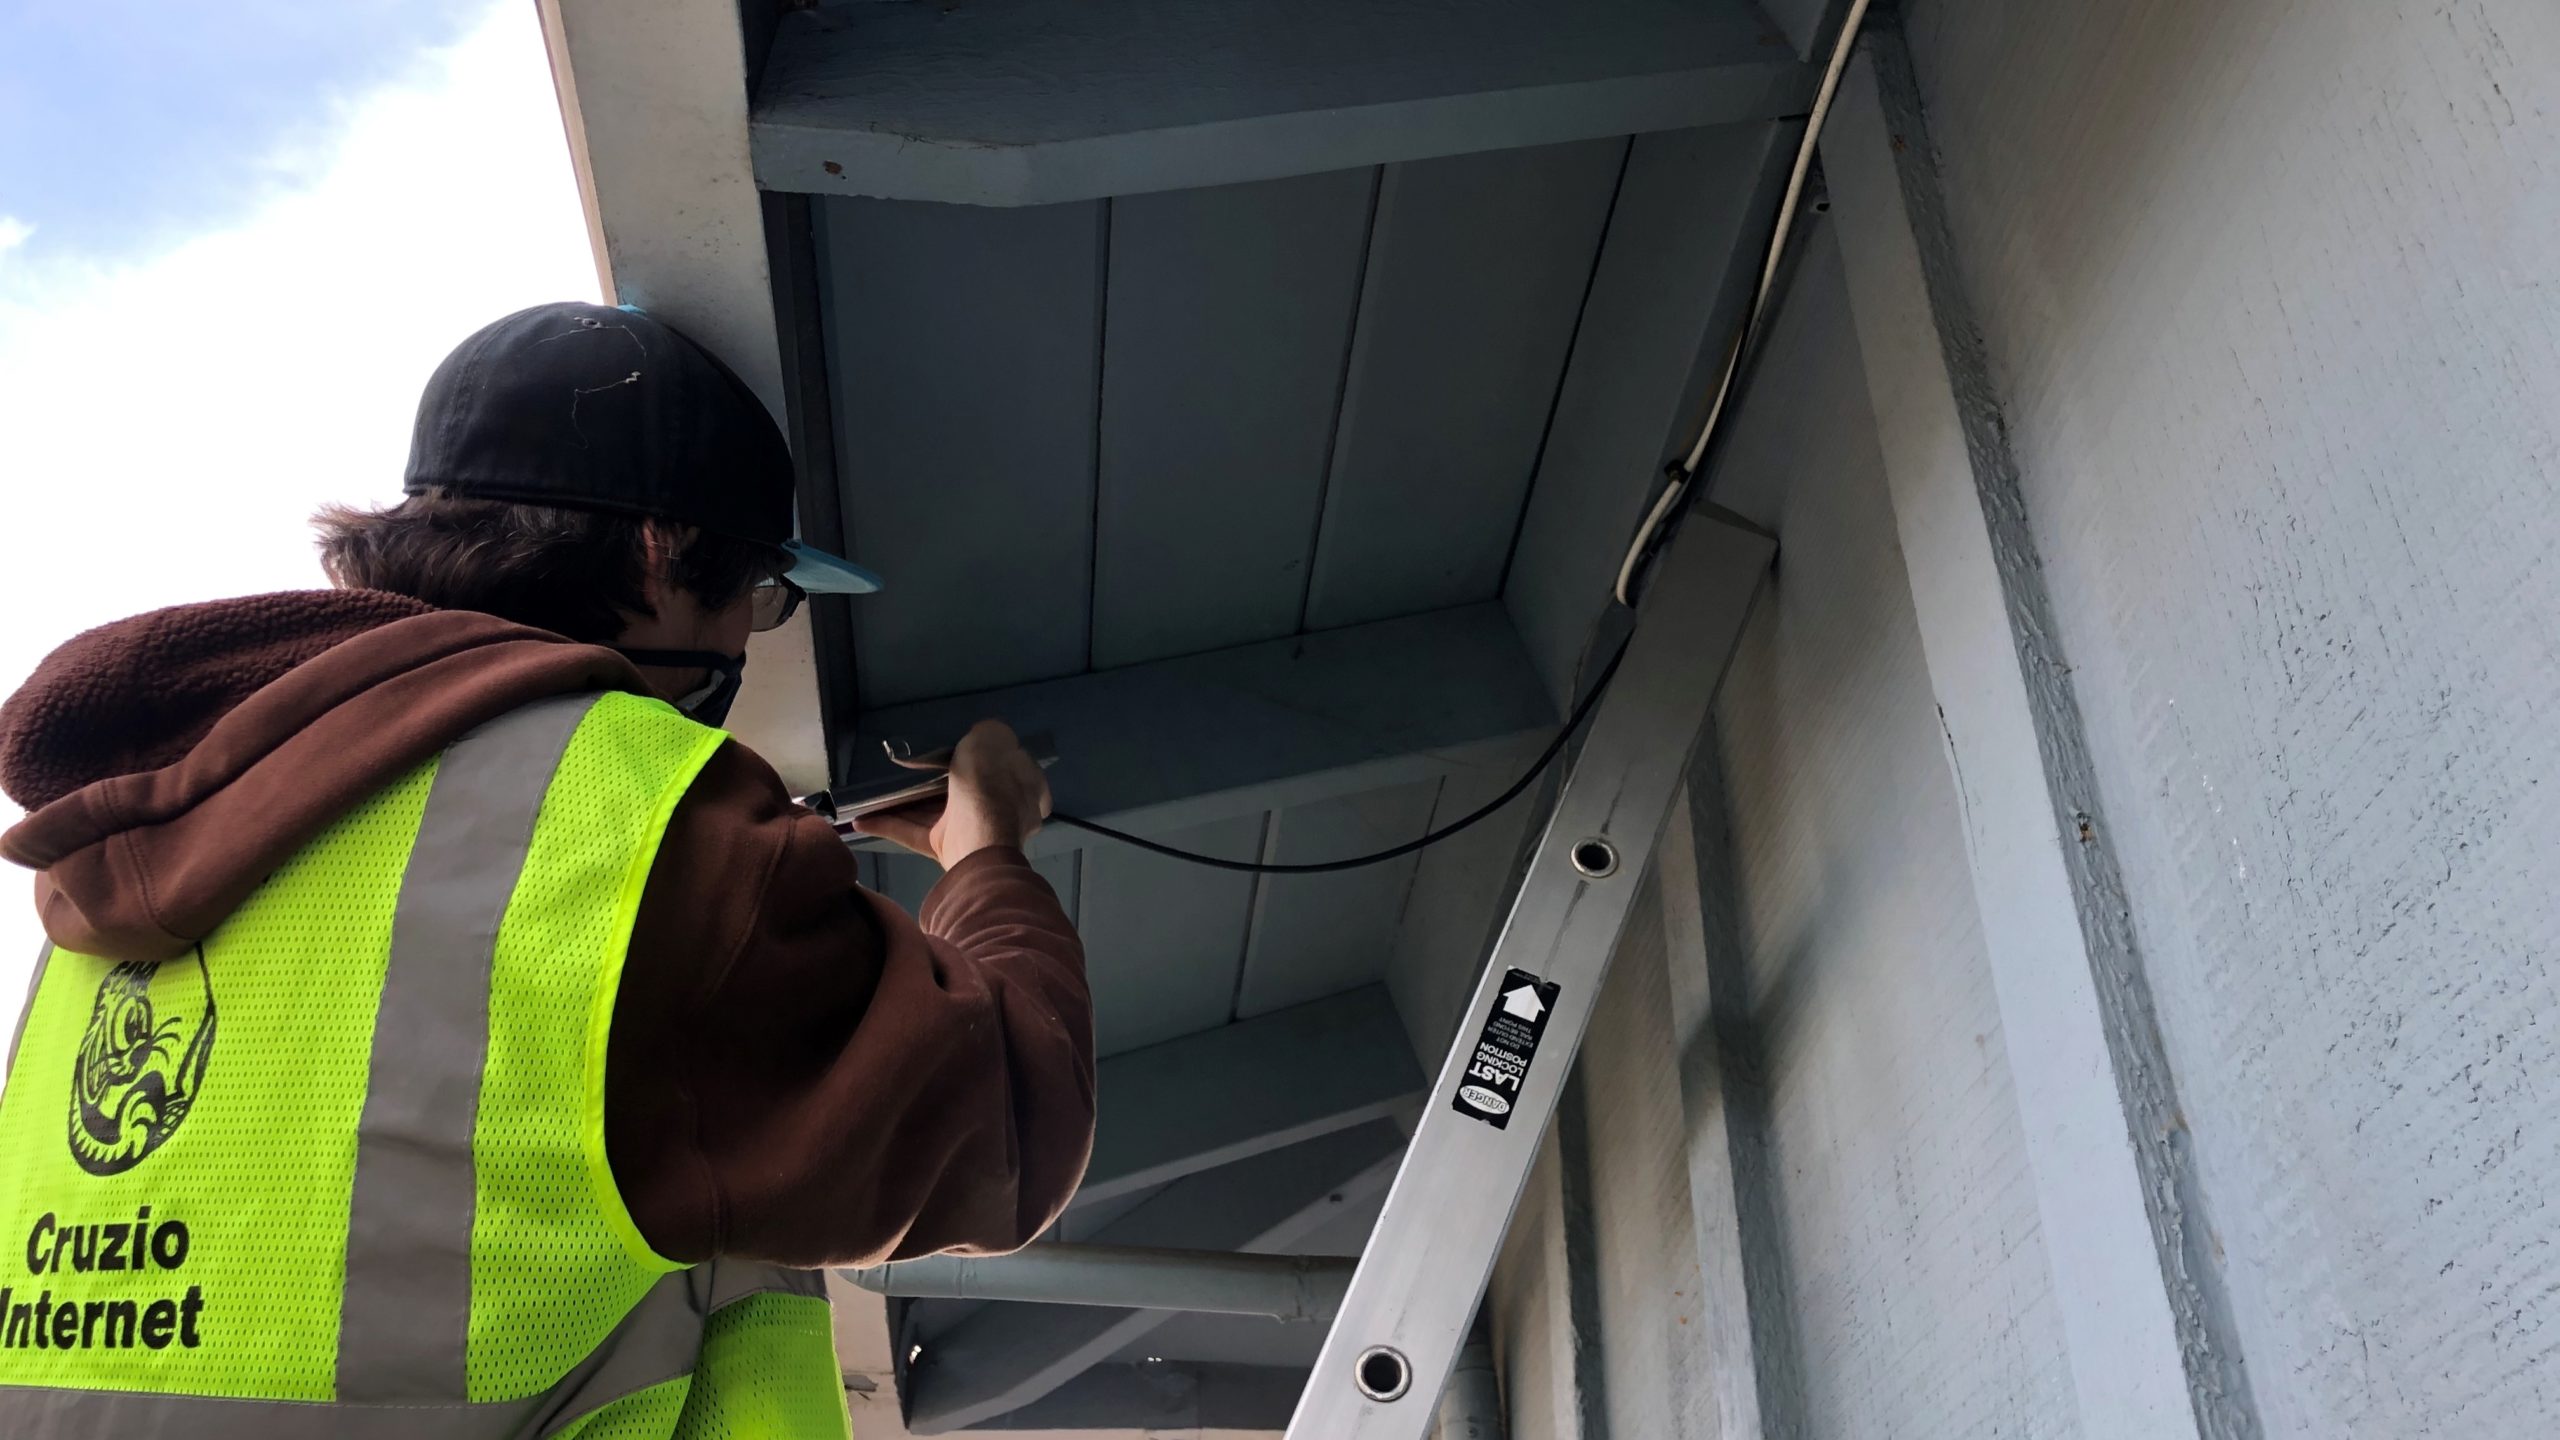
614,648,746,727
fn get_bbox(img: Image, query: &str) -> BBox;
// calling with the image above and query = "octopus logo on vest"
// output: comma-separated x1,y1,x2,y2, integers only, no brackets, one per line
67,950,215,1176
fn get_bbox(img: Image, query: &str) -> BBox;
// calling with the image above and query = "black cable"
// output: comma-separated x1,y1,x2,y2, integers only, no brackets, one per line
1049,638,1631,874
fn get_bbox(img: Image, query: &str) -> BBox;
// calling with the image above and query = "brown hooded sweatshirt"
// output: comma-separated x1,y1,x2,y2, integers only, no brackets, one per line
0,590,1094,1266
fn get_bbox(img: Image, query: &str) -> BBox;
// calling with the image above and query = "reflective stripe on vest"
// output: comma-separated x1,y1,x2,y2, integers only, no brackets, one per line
0,693,848,1438
342,691,595,1403
0,1263,826,1438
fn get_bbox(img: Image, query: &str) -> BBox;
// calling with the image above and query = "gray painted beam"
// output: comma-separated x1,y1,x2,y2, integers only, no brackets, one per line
1553,1068,1614,1439
904,1122,1407,1433
1502,120,1798,711
846,601,1558,860
1825,33,2249,1439
753,0,1810,206
762,191,862,751
1078,986,1425,1210
1656,787,1772,1440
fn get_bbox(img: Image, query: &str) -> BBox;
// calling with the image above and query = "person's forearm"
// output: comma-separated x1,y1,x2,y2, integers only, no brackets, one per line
907,847,1097,1251
689,846,1094,1265
606,742,1094,1267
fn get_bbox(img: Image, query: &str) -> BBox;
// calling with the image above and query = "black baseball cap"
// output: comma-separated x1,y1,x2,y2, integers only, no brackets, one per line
403,301,880,594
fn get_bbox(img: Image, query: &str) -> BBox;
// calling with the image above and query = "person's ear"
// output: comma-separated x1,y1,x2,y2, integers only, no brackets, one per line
634,525,669,615
636,522,698,613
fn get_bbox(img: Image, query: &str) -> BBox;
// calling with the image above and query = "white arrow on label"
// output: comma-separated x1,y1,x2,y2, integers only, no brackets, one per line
1500,984,1547,1022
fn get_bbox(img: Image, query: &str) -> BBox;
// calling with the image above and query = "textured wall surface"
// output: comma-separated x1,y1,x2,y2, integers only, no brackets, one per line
1568,878,1727,1436
1491,1122,1582,1440
1703,225,2079,1438
1487,894,1721,1440
1480,788,1750,1440
1900,2,2560,1432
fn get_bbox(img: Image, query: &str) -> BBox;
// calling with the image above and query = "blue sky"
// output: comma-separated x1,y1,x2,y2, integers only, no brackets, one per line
0,0,598,1022
0,0,490,266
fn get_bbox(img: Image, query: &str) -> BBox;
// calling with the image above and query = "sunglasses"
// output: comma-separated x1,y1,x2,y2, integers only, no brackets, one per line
748,574,806,633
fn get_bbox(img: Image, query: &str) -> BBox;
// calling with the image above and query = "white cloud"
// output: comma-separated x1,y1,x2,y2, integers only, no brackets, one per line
0,1,597,1022
0,217,30,257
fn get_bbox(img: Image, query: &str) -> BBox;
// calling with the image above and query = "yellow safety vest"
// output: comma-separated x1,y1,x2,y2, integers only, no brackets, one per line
0,692,853,1437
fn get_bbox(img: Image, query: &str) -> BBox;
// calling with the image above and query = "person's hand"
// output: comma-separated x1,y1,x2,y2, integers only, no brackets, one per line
851,719,1051,869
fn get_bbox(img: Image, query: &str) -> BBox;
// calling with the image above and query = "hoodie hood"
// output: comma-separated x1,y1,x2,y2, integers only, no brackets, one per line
1,591,645,963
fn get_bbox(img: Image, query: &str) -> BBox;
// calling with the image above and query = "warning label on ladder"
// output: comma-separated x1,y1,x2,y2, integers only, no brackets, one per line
1452,970,1561,1129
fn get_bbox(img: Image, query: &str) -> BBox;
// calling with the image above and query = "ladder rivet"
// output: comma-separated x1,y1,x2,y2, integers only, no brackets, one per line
1570,838,1619,878
1353,1345,1412,1402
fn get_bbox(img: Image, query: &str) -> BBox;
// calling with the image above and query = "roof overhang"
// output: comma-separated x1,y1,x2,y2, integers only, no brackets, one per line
539,0,1822,1428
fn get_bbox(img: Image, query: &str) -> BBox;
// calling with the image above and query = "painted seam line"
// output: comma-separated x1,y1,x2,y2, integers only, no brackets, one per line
1856,23,2262,1438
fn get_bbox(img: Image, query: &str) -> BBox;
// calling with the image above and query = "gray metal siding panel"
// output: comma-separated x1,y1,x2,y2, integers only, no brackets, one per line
815,195,1103,705
1302,139,1626,630
1092,168,1375,669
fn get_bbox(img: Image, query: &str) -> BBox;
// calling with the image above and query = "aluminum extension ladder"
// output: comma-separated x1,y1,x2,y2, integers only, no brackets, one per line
1287,506,1775,1439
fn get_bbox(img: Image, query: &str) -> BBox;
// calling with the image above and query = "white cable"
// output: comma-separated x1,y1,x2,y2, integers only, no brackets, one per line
1612,0,1874,607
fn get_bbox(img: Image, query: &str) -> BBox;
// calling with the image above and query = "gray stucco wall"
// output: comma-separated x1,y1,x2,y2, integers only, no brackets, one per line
1472,5,2554,1433
1486,9,2556,1406
1897,1,2560,1432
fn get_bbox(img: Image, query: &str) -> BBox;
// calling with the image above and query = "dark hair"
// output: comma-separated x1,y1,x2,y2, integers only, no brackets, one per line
312,491,779,642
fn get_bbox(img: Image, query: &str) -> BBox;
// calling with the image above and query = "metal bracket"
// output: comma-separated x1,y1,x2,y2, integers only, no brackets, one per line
1288,507,1774,1439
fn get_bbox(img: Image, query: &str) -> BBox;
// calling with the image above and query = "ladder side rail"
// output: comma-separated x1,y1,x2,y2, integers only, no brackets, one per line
1288,509,1775,1439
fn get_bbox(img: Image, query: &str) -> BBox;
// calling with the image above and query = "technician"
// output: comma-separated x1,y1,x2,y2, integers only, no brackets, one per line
0,301,1091,1435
